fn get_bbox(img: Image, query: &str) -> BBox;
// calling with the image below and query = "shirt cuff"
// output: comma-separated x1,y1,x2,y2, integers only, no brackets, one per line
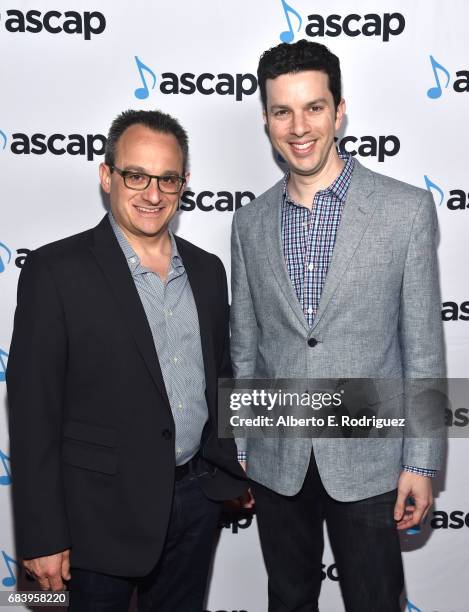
403,465,437,478
237,450,247,462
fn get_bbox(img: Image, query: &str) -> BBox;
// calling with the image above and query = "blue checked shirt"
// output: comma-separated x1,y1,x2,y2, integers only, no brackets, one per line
239,151,436,478
109,213,208,466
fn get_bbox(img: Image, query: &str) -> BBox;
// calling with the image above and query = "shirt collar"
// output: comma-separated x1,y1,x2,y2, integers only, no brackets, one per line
283,149,355,207
108,212,183,276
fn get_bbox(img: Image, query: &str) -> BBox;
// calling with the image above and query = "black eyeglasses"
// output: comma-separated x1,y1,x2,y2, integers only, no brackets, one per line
111,166,185,194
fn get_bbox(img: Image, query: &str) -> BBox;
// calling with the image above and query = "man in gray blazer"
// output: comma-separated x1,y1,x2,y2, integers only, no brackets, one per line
230,40,445,611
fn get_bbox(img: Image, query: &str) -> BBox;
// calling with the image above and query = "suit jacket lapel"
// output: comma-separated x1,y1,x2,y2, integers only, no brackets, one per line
311,160,376,331
262,183,311,333
88,216,171,408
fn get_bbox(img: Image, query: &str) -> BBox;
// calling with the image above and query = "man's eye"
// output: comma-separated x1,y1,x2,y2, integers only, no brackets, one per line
128,173,145,182
274,109,289,117
161,175,179,184
310,106,323,112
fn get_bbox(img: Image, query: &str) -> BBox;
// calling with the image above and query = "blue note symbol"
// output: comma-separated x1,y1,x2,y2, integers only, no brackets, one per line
134,56,157,100
427,55,450,99
0,450,11,485
279,0,302,43
0,242,12,274
406,599,422,612
0,349,8,382
405,524,421,535
0,130,6,150
1,551,19,587
424,175,445,207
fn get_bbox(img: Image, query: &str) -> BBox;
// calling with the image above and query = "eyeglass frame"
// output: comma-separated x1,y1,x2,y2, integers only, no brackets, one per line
110,166,186,194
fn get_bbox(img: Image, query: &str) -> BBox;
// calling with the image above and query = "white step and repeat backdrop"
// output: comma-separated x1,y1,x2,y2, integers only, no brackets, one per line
0,1,468,611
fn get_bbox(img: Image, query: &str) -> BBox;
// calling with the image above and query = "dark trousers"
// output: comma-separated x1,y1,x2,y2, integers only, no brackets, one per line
68,475,221,612
251,452,404,612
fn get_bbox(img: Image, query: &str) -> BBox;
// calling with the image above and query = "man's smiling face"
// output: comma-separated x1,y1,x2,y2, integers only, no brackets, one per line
264,70,345,179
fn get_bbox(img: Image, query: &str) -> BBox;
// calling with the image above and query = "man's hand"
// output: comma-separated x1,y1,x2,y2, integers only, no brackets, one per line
394,471,433,531
238,460,255,508
23,549,71,591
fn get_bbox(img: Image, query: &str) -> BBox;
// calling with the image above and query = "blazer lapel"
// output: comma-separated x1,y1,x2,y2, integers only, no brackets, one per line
311,161,376,331
262,183,311,333
89,216,171,408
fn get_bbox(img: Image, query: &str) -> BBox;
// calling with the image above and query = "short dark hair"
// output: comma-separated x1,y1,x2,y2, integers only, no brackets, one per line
104,109,189,173
257,39,342,111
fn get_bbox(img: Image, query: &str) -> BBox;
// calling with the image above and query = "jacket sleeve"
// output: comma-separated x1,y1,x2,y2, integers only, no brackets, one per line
399,191,446,470
230,214,259,453
7,250,71,559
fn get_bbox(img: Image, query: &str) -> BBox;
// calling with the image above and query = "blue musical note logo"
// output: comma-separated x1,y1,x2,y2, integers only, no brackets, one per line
1,551,19,588
0,242,12,274
134,56,157,100
0,130,7,151
279,0,302,43
0,450,11,485
406,599,422,612
424,175,445,207
0,349,8,382
427,55,450,99
405,525,421,535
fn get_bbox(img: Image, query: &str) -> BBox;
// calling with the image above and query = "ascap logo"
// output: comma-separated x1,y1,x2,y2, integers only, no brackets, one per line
430,510,469,529
337,134,400,162
1,10,106,40
133,56,257,102
276,2,405,43
321,563,339,581
219,514,253,534
0,244,30,272
305,12,405,42
179,190,255,212
427,55,469,99
442,301,469,321
7,133,106,161
424,176,469,210
0,350,8,383
445,407,469,427
0,242,12,273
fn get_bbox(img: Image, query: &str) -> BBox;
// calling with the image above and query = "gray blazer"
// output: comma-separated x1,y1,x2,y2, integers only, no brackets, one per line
230,160,445,500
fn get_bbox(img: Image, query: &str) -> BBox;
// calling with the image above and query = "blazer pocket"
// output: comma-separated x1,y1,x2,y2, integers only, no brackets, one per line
62,421,117,475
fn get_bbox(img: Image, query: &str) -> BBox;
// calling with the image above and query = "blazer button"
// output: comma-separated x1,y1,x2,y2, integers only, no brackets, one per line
308,338,318,347
161,429,172,440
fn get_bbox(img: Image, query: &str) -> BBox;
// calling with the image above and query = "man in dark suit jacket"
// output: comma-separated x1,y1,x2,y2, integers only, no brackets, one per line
7,109,246,611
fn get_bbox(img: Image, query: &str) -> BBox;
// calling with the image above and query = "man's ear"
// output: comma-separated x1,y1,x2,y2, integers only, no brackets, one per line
335,98,346,131
99,163,112,194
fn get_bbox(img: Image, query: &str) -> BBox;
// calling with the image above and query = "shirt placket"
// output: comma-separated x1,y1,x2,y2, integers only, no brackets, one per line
302,197,321,326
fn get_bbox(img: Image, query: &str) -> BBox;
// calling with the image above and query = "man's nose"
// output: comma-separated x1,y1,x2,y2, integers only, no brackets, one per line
142,177,163,204
291,112,309,137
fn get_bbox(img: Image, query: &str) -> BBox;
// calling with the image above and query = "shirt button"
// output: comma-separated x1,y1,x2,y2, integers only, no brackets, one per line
173,357,178,364
302,222,308,228
178,402,183,410
168,310,173,316
176,448,182,456
129,257,137,264
307,306,313,315
308,263,315,271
